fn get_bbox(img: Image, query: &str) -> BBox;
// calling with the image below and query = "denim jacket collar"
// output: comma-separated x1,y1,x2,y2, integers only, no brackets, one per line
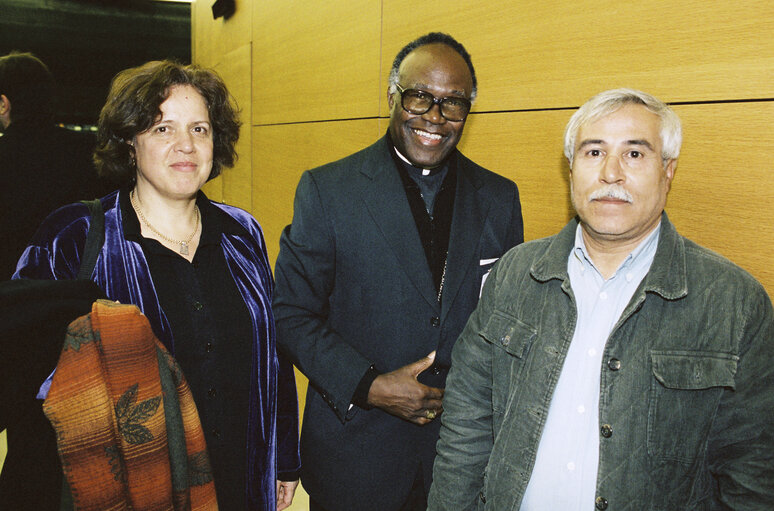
530,212,688,301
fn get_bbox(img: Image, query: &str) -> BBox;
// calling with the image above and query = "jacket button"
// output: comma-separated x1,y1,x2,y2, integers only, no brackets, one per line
607,358,621,371
207,387,216,398
193,301,203,311
478,491,486,503
430,365,442,375
212,428,221,439
600,424,613,438
595,496,608,510
205,341,214,353
431,317,440,327
501,334,511,346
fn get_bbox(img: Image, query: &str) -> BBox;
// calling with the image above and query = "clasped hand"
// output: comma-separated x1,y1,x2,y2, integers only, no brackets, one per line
366,351,444,425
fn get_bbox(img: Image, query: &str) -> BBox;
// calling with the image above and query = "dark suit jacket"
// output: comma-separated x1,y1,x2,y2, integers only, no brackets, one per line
273,135,523,510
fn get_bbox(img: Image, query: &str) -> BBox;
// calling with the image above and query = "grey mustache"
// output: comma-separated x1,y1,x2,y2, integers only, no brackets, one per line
589,186,633,203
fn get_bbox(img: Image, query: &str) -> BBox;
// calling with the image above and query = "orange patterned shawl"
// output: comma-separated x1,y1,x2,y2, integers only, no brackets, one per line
43,300,218,510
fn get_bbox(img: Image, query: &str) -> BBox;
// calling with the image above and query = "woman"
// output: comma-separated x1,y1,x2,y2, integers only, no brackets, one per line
14,60,300,511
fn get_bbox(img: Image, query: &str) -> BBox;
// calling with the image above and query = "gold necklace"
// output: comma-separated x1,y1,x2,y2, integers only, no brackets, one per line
130,190,200,255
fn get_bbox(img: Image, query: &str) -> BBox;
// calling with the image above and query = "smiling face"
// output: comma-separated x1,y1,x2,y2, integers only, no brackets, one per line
388,43,473,168
132,84,213,201
570,103,676,247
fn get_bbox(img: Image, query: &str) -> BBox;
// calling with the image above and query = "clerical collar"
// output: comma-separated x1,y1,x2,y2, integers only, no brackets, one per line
393,147,445,177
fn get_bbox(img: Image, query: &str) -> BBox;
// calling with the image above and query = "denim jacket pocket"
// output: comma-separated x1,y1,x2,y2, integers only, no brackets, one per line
479,309,537,359
480,310,537,423
648,350,738,462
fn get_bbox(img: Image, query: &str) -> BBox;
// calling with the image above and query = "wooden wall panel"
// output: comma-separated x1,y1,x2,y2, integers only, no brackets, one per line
455,110,575,241
667,101,773,293
213,43,253,211
251,119,383,264
251,1,383,125
192,0,252,64
381,0,774,114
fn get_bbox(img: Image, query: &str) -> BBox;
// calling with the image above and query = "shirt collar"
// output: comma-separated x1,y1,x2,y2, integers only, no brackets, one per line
393,147,451,178
572,221,662,281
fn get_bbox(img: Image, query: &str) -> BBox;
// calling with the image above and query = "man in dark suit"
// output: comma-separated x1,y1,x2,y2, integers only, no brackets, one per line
0,52,110,279
273,32,524,511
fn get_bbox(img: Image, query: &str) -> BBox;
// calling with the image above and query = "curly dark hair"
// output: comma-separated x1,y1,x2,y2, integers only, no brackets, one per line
94,60,240,184
389,33,477,101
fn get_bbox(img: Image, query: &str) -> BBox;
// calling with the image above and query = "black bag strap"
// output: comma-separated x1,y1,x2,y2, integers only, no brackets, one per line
76,199,105,280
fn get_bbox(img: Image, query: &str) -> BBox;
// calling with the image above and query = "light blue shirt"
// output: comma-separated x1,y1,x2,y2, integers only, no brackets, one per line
520,222,661,510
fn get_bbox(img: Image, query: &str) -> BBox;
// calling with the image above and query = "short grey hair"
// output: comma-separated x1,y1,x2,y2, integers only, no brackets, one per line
564,88,682,167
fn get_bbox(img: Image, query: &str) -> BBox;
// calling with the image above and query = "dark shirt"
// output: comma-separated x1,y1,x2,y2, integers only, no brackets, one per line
401,159,448,216
0,120,111,279
392,149,456,296
120,190,254,510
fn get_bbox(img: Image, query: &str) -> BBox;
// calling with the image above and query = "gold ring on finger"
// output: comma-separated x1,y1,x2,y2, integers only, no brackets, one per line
425,409,437,420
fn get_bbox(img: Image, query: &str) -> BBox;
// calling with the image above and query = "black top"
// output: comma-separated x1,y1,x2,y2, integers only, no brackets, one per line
120,190,254,510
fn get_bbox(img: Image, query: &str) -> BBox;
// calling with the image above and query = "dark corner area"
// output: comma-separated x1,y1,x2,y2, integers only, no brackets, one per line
0,0,191,127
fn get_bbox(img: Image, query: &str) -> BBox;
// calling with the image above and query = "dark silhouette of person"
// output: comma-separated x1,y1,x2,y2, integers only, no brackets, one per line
0,52,110,279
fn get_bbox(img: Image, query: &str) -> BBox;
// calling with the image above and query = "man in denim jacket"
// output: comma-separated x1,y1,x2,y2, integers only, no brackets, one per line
428,89,774,510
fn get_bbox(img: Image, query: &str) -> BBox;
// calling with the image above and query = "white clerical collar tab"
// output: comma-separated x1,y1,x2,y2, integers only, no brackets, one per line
394,147,431,175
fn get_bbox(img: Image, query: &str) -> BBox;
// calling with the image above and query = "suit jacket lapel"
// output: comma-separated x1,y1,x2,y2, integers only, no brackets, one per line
360,138,438,309
441,157,488,323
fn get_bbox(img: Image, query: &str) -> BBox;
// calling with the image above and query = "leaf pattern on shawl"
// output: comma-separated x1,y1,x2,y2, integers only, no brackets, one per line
104,445,127,483
114,383,162,445
62,313,97,352
188,451,214,486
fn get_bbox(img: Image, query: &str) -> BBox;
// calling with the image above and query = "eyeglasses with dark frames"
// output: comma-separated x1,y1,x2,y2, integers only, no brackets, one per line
395,83,471,122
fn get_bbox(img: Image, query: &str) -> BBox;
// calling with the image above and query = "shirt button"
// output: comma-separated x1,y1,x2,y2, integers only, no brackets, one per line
600,424,613,438
577,405,585,414
588,348,597,357
625,272,633,282
212,428,221,439
595,496,608,510
193,301,203,311
608,358,621,371
430,317,440,327
599,291,608,300
205,342,214,353
207,387,216,398
566,461,576,471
